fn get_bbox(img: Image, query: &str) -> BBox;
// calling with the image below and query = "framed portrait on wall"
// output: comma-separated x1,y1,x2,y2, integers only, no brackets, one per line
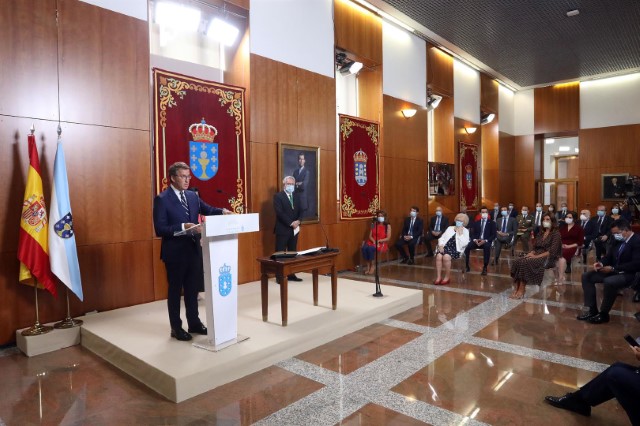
278,143,320,223
602,173,628,201
428,162,455,196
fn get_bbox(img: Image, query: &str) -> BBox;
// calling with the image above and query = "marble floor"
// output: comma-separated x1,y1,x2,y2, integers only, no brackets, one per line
1,251,639,425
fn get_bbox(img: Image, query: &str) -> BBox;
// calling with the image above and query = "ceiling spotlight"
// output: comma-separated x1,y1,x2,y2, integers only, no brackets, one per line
480,112,495,125
566,9,579,17
465,127,477,134
335,52,363,75
426,94,442,111
401,109,417,118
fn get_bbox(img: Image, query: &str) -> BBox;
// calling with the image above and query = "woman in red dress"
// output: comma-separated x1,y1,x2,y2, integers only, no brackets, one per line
556,211,584,283
362,210,391,275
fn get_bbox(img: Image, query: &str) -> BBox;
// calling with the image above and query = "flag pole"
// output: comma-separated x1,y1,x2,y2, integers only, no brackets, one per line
54,288,83,329
21,283,53,336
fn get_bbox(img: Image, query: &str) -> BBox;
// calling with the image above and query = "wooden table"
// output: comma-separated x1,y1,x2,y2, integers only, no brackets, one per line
257,251,339,326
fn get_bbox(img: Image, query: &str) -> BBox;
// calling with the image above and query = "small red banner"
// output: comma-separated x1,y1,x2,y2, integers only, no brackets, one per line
459,142,479,212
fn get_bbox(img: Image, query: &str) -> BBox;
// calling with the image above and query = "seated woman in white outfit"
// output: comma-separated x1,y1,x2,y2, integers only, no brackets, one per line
434,212,470,285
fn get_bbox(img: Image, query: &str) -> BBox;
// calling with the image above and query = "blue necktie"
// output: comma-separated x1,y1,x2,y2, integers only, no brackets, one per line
502,218,507,233
480,220,486,239
180,191,189,217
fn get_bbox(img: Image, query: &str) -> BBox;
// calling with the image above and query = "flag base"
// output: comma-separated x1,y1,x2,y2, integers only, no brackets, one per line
21,322,53,336
54,317,83,329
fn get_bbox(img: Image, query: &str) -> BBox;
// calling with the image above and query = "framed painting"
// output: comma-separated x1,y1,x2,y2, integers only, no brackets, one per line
278,143,320,223
428,162,455,196
602,173,628,201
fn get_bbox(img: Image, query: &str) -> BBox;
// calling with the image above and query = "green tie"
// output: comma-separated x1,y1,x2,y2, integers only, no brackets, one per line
288,193,293,208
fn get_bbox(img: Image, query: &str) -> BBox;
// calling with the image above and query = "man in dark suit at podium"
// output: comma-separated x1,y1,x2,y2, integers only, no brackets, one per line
153,162,230,341
395,206,424,265
274,176,303,282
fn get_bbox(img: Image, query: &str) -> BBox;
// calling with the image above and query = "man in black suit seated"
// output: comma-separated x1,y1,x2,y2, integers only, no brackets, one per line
557,202,569,224
532,202,544,236
545,343,640,423
395,206,424,265
493,206,518,265
587,205,613,261
424,206,449,257
579,209,595,263
153,162,230,341
273,176,303,283
464,206,496,275
491,203,501,222
507,202,517,218
578,218,640,324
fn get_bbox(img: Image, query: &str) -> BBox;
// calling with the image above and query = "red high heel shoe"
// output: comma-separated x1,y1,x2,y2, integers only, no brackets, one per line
434,278,442,285
440,278,450,285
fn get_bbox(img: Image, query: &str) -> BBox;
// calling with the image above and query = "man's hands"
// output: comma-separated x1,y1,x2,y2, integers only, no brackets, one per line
291,220,301,229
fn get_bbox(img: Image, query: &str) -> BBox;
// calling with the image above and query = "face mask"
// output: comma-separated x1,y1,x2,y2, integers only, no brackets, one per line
612,208,619,214
285,184,294,194
597,210,605,217
377,216,385,223
548,207,554,212
508,205,514,209
580,214,587,221
494,205,499,210
410,211,417,218
542,221,551,228
481,213,488,219
501,211,508,216
562,207,567,212
536,207,542,212
565,218,573,225
614,233,625,241
455,220,464,227
521,210,528,216
436,211,442,216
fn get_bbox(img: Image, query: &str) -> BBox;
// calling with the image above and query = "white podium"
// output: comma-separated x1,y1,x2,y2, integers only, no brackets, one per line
194,213,259,351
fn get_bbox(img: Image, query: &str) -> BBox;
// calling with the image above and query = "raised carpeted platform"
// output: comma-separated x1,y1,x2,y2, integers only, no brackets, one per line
79,274,422,402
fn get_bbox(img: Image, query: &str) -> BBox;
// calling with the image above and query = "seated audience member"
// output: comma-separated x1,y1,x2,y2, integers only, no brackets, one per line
532,202,544,236
424,207,449,257
610,203,622,221
510,214,562,299
557,202,569,224
579,209,594,263
433,213,470,285
555,212,584,282
545,343,640,424
513,206,534,254
491,203,501,222
493,206,518,265
395,206,424,265
587,205,612,261
464,206,496,275
547,203,557,217
507,202,517,218
578,218,640,324
362,210,391,275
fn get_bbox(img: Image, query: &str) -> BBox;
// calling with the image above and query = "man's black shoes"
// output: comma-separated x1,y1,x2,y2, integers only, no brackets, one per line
576,309,598,321
171,328,192,341
587,313,610,324
407,259,415,265
188,323,208,335
288,275,303,282
481,267,487,276
544,394,591,416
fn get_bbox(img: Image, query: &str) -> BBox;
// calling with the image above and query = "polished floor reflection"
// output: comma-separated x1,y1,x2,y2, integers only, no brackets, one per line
1,251,638,425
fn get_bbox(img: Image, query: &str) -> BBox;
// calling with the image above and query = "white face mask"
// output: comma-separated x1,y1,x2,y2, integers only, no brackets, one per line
521,210,528,216
614,233,625,241
612,208,619,214
565,218,574,225
542,220,551,228
377,216,385,223
455,220,464,227
285,184,295,194
481,212,488,219
580,214,587,221
410,211,417,218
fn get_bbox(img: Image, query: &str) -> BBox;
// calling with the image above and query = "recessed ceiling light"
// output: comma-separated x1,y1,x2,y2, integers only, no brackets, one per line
559,146,570,152
566,9,579,17
545,138,555,144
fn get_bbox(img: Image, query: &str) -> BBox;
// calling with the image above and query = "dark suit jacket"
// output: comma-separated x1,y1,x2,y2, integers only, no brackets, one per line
587,215,613,239
602,233,640,275
580,219,595,242
292,167,310,210
507,207,518,218
491,209,500,222
274,191,302,236
469,218,496,243
496,216,518,239
153,188,223,262
428,215,449,234
400,216,424,239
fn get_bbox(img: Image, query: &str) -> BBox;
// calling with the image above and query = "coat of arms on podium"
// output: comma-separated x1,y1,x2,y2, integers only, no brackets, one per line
218,263,232,297
189,119,218,181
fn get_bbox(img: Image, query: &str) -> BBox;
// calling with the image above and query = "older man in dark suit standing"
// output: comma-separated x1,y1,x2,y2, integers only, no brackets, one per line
274,176,303,282
153,162,230,341
578,218,640,324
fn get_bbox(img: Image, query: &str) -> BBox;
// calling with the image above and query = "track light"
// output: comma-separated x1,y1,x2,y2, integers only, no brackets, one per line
426,93,442,111
480,112,495,125
335,52,363,75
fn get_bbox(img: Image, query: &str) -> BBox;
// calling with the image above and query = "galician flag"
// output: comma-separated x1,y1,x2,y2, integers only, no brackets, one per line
17,131,57,296
49,140,83,301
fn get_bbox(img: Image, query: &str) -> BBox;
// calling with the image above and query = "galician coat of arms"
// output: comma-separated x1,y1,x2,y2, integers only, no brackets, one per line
353,148,368,187
218,263,232,297
189,118,218,181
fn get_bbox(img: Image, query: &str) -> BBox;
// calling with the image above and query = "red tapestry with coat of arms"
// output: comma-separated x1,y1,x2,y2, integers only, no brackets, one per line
339,114,380,220
459,142,479,212
153,68,248,213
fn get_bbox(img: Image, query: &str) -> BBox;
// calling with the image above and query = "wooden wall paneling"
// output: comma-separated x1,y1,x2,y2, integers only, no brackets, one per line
533,83,580,135
58,0,150,129
513,135,535,207
0,0,59,120
427,44,454,97
498,132,516,205
152,238,168,300
320,150,339,225
249,54,278,143
357,65,383,123
481,120,499,206
433,96,455,164
381,95,427,161
297,69,336,151
334,0,383,65
0,117,60,253
480,73,499,113
275,61,300,143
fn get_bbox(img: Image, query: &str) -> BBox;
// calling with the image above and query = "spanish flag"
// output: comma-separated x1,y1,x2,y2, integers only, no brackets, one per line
17,132,57,297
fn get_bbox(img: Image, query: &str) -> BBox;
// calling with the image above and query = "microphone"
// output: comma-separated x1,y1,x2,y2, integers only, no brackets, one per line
319,221,338,252
216,189,246,213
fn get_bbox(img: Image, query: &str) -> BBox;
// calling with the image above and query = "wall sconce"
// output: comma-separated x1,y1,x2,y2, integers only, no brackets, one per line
401,109,417,118
465,126,477,134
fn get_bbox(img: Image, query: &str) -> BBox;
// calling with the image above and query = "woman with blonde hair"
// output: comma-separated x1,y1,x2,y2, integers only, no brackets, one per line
434,212,470,285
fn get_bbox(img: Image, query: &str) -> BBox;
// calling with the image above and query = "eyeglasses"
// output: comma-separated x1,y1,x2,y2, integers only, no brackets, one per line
176,174,192,180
